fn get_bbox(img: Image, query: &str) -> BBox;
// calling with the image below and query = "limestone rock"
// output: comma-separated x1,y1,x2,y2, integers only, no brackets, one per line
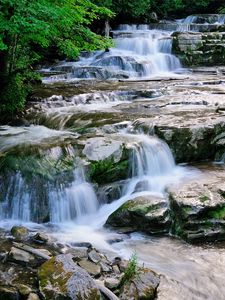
27,293,40,300
38,254,101,300
83,137,123,162
88,249,101,264
120,267,160,300
11,226,29,240
106,195,170,234
8,247,35,264
78,259,101,277
105,277,120,290
172,31,225,66
169,168,225,243
32,233,48,244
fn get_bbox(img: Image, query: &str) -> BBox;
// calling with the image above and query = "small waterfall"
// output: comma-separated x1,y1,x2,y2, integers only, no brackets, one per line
123,134,176,196
0,168,98,224
49,169,98,223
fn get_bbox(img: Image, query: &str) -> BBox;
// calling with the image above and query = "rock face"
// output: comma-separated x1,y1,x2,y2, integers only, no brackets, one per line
169,167,225,242
172,31,225,66
120,267,160,300
106,195,170,234
84,137,130,185
38,254,101,300
133,117,225,163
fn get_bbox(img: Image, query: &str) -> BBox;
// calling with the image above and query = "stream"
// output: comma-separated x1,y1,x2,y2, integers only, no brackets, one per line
1,16,225,299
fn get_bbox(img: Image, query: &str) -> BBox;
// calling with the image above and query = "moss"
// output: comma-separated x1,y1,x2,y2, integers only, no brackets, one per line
38,257,72,296
199,195,210,203
88,157,129,185
207,206,225,220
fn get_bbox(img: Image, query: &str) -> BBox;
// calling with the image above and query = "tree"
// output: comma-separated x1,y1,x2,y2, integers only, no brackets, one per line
0,0,112,114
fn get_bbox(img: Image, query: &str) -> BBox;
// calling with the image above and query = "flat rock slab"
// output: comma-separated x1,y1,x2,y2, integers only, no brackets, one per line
82,137,123,162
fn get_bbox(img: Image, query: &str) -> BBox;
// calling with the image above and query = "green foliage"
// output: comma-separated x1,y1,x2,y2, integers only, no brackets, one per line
0,74,26,114
0,0,113,114
121,253,138,286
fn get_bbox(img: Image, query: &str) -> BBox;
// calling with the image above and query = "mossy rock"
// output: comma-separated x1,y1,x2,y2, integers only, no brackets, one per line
106,195,170,234
38,254,101,300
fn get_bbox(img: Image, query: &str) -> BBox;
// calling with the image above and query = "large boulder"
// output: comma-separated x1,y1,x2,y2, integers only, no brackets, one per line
169,167,225,243
38,254,101,300
106,195,170,234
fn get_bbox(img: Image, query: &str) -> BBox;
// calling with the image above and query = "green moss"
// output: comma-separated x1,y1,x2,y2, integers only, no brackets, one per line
38,257,72,295
207,206,225,220
88,157,129,185
199,195,210,203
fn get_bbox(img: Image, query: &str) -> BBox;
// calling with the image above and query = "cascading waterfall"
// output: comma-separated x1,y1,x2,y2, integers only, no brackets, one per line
49,168,99,223
44,24,182,81
123,134,176,196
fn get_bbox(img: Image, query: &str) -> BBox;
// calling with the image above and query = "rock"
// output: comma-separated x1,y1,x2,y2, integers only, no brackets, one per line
32,233,48,244
16,284,32,296
106,195,170,234
133,117,225,163
112,265,121,274
67,247,88,260
120,267,160,300
11,226,29,240
105,277,120,290
172,31,225,66
88,249,101,264
78,259,101,277
27,293,40,300
38,254,101,300
71,242,92,248
169,168,225,243
83,137,123,162
8,247,35,264
99,261,112,273
0,286,19,300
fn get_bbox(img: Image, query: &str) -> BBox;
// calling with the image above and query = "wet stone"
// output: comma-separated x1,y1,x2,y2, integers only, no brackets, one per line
88,249,101,263
8,247,35,265
27,293,40,300
38,254,101,300
105,277,120,290
32,233,48,244
16,284,32,296
11,226,29,241
78,259,101,277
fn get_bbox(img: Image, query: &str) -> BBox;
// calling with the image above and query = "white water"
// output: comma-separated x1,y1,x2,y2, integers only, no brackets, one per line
49,168,99,223
48,133,193,248
44,25,182,82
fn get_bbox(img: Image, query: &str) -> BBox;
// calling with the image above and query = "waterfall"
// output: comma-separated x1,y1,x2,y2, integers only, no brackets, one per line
49,168,99,223
124,134,176,196
44,25,182,82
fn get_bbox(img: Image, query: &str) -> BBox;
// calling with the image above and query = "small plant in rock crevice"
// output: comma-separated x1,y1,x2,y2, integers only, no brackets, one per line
120,253,138,286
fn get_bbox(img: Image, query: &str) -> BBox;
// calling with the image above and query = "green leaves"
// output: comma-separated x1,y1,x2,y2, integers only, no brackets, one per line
0,0,113,114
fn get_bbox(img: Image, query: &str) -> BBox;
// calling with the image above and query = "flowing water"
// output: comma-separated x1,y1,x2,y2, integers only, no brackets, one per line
43,24,182,82
1,17,225,299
